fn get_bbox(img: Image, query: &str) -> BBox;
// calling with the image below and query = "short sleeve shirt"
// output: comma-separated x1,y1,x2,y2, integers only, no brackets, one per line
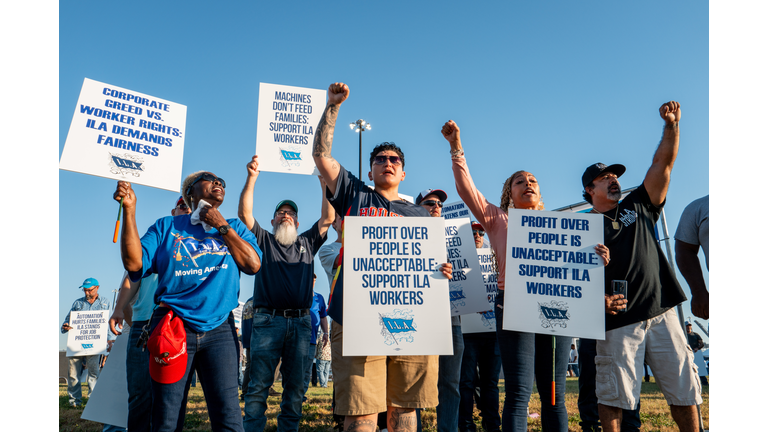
603,184,687,331
674,195,709,269
326,165,431,325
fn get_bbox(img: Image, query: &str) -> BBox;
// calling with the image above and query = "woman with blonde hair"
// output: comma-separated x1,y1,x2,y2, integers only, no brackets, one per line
441,120,609,432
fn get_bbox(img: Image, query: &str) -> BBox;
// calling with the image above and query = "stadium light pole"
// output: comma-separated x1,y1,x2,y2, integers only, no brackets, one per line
350,119,371,180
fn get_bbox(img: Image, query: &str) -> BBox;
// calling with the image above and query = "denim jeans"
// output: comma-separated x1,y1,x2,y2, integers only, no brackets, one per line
495,290,569,432
67,354,100,405
458,332,501,432
243,312,311,432
437,324,465,432
316,359,331,387
577,338,641,432
127,320,152,432
149,309,243,432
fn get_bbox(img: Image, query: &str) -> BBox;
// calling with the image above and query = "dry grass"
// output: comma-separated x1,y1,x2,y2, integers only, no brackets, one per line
59,377,708,431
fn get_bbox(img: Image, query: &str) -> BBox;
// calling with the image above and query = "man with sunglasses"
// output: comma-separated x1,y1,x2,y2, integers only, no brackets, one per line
416,189,465,432
62,278,115,408
238,155,334,432
312,82,453,432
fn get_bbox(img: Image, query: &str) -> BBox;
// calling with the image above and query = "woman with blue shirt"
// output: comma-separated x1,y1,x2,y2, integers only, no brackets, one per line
114,171,262,432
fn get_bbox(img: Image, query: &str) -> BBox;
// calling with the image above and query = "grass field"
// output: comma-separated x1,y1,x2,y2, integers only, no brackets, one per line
59,377,708,431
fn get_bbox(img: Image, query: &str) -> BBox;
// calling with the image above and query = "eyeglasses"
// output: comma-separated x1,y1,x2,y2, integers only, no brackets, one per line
276,210,297,218
82,287,97,292
186,173,226,195
420,200,443,208
373,155,402,166
472,230,485,236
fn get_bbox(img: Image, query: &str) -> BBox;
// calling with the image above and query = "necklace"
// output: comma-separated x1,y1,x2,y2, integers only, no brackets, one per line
591,206,621,230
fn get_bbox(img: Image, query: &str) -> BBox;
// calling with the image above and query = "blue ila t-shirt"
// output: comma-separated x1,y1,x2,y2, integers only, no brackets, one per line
130,214,262,332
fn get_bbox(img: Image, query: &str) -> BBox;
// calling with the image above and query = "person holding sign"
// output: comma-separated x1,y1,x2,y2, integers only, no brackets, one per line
113,171,263,432
580,101,702,432
441,120,610,432
237,155,333,432
312,82,453,432
62,278,115,408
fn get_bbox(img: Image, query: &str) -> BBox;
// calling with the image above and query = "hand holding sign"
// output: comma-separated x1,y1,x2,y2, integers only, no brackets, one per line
113,181,137,209
594,243,610,265
328,82,349,105
246,155,260,178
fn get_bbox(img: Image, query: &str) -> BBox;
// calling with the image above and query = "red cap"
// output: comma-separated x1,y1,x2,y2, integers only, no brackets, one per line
148,310,188,384
471,220,484,231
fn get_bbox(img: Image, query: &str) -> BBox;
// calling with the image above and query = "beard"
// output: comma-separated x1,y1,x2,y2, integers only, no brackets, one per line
606,182,622,202
273,221,299,246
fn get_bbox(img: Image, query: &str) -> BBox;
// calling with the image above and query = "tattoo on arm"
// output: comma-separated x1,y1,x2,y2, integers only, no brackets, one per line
389,409,417,432
347,419,378,432
313,104,339,159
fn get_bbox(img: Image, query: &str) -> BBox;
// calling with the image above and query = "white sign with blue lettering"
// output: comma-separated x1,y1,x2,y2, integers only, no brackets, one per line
255,82,326,175
66,310,109,357
445,218,491,316
503,210,605,339
342,216,453,356
442,200,473,221
59,78,187,192
461,248,498,334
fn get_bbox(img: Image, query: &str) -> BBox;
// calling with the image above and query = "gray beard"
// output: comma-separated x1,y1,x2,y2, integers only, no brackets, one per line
273,222,298,246
607,190,622,202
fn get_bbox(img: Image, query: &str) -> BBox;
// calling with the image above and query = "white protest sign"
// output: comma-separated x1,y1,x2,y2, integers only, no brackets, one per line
255,82,326,175
66,310,109,357
233,301,244,329
445,218,489,316
461,248,499,334
81,329,129,427
60,78,187,192
503,210,605,339
442,200,473,221
342,216,452,356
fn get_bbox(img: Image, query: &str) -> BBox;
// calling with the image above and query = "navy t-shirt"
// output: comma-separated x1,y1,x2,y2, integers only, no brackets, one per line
250,219,327,310
603,184,687,331
326,165,431,325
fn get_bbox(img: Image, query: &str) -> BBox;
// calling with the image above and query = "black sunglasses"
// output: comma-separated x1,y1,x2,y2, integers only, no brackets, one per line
186,173,226,195
472,230,485,236
420,200,443,208
373,155,402,166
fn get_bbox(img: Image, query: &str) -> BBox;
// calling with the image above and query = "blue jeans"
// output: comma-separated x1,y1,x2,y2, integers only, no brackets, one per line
316,359,331,387
437,324,465,432
243,312,311,432
495,290,569,432
458,332,501,432
577,338,641,432
149,309,243,432
127,320,153,432
67,354,100,405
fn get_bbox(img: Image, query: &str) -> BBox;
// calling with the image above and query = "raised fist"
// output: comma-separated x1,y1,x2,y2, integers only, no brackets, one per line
246,155,259,177
659,101,681,124
328,82,349,105
441,120,460,144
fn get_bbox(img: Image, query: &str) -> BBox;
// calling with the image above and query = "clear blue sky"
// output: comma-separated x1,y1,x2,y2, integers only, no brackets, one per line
11,1,767,428
56,2,709,351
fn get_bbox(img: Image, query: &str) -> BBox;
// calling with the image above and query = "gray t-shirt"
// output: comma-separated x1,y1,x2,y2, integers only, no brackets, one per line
674,195,709,269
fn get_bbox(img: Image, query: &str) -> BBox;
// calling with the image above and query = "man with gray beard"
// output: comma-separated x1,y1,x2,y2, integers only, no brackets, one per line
238,155,334,432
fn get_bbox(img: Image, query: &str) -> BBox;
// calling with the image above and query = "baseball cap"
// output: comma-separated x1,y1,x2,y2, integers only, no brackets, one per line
274,200,299,215
175,196,186,207
148,310,188,384
471,220,484,231
581,163,626,188
79,278,99,289
415,189,448,205
685,321,691,326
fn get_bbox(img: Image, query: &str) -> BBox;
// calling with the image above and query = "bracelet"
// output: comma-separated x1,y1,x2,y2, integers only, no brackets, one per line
450,148,464,159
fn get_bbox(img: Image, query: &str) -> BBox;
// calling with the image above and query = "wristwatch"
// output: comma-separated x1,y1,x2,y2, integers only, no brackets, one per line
218,224,231,236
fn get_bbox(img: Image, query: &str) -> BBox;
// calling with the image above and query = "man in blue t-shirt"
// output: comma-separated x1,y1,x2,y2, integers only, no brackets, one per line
238,155,334,432
312,82,453,432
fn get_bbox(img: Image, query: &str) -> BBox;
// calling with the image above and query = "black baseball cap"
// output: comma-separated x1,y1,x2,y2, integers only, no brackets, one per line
582,163,626,188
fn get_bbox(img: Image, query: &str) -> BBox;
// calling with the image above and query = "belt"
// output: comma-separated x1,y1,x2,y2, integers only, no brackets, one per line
256,307,309,318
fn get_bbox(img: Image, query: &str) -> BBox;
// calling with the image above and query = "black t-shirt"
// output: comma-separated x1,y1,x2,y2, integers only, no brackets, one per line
326,165,431,325
251,219,327,310
603,184,687,331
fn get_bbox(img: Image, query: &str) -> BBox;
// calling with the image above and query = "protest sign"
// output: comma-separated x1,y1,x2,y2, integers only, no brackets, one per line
81,329,129,428
60,78,187,192
461,248,498,334
233,301,244,330
502,210,605,339
445,218,490,316
255,82,326,175
342,216,452,356
442,200,473,221
66,310,109,357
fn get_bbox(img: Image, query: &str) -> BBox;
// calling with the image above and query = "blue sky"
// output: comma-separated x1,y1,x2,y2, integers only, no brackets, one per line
9,1,767,428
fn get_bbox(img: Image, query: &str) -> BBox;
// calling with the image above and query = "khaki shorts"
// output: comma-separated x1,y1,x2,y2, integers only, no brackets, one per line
331,322,439,416
595,308,703,410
